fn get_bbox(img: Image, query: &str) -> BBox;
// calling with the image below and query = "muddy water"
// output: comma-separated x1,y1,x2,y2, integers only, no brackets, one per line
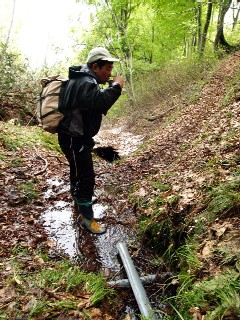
39,128,168,318
41,195,130,273
41,127,144,264
94,126,145,156
40,192,163,318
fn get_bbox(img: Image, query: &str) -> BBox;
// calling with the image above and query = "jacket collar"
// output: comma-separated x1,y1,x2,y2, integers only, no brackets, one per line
68,65,98,82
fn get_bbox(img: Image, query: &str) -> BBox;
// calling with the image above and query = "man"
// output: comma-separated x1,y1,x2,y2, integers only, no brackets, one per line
58,47,124,234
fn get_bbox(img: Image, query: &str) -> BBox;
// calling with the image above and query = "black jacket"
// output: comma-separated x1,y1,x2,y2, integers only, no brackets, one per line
58,65,122,139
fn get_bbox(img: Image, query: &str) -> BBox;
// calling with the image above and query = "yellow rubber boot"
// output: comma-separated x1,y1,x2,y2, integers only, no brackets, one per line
82,217,106,234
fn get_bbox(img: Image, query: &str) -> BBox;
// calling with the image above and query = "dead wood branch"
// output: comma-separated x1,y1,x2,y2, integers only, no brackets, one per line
33,147,48,176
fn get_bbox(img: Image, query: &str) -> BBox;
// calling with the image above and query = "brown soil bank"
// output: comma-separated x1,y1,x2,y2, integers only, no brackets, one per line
0,51,239,319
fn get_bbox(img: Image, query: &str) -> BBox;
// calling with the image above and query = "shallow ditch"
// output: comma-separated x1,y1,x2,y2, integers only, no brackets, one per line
39,128,174,319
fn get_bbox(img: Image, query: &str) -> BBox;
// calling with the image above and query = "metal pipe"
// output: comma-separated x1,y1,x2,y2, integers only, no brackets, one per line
108,274,158,288
117,242,156,320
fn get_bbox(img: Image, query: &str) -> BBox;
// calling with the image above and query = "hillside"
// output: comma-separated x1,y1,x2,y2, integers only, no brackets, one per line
0,51,239,319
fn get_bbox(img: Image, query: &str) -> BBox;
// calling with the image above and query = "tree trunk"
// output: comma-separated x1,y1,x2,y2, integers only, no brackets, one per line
214,0,232,52
197,3,202,50
104,0,136,103
1,0,16,58
149,25,155,64
232,0,240,29
199,1,213,54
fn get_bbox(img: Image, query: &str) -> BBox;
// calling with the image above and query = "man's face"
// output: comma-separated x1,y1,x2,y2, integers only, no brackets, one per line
92,62,113,84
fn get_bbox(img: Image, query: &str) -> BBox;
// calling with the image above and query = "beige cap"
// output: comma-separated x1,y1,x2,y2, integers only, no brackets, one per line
87,47,119,63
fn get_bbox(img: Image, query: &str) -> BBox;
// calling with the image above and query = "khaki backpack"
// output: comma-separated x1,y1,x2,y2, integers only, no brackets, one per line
37,75,68,133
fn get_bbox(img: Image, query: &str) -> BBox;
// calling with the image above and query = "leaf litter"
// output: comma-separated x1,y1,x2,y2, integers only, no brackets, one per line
0,51,240,319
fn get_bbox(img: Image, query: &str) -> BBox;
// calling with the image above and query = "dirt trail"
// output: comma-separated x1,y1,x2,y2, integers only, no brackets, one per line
90,52,240,285
0,51,239,319
99,52,240,214
37,51,240,272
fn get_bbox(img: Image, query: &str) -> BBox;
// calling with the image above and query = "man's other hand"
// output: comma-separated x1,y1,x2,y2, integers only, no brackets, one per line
113,76,125,88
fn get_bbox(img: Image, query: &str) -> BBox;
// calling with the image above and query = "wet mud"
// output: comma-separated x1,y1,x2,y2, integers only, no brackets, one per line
39,128,172,319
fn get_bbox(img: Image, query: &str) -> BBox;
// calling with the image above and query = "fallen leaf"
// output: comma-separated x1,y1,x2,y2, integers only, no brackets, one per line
201,240,216,257
77,300,89,309
34,255,44,264
134,187,147,197
210,222,231,238
88,307,102,318
189,306,204,320
0,286,16,303
22,297,38,312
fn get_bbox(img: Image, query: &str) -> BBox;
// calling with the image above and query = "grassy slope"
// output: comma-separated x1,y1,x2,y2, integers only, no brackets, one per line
0,51,239,319
104,51,240,319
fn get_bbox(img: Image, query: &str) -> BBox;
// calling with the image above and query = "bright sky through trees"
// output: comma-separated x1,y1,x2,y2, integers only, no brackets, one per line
0,0,90,68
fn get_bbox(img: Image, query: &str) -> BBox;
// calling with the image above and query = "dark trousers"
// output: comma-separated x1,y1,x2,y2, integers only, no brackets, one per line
58,133,95,219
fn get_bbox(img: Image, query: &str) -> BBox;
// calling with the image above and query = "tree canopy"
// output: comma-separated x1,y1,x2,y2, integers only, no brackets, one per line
68,0,239,101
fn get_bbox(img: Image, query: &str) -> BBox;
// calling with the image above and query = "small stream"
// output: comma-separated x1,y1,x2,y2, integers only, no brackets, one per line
41,127,144,262
39,128,169,319
40,196,129,273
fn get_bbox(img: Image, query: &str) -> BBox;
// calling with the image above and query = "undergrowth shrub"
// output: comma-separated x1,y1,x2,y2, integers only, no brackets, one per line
136,194,187,255
168,265,240,320
109,53,217,120
0,43,68,125
0,121,61,153
205,178,240,220
0,47,38,123
1,248,115,319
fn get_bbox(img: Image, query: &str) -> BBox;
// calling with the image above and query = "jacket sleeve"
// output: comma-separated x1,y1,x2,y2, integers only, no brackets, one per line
77,77,122,115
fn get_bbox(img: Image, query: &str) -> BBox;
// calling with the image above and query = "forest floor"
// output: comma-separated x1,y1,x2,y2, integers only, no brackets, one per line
0,51,240,319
